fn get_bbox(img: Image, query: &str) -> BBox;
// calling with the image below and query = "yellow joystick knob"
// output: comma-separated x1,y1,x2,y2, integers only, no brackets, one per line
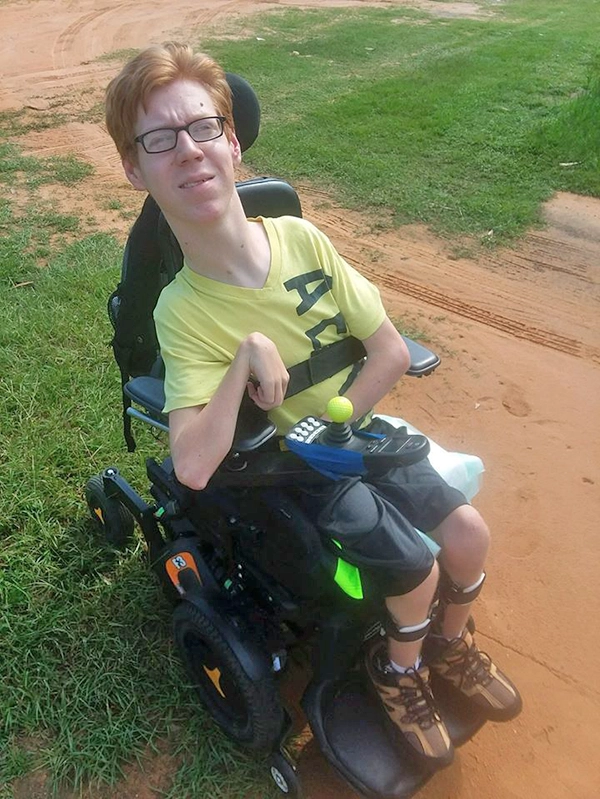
327,396,354,423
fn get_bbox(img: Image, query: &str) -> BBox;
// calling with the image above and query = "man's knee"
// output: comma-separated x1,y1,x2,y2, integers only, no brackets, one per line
437,505,490,583
439,505,490,554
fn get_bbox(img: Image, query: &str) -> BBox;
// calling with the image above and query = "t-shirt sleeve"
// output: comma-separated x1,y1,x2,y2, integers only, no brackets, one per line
154,286,230,414
307,223,387,340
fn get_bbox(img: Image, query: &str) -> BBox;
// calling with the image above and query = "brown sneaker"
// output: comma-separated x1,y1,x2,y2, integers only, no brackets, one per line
365,638,454,769
426,630,522,721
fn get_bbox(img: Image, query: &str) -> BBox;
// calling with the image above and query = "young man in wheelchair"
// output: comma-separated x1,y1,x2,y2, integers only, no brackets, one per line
105,42,521,770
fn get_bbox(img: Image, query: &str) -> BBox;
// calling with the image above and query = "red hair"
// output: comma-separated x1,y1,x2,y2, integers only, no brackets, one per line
105,42,233,163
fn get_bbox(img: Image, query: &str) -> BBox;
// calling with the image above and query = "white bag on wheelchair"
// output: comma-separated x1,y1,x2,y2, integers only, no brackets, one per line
374,414,485,555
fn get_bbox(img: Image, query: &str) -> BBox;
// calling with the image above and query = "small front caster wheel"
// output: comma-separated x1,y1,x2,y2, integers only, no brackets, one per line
85,473,134,549
269,752,303,797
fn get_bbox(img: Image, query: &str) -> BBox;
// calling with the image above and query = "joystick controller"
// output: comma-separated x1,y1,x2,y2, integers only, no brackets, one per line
322,396,354,446
285,397,431,478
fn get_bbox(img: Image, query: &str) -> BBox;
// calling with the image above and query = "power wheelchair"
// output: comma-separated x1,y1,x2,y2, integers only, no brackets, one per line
86,74,489,798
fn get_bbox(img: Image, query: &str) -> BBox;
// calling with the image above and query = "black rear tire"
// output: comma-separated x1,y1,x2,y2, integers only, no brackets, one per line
84,474,134,549
172,601,284,752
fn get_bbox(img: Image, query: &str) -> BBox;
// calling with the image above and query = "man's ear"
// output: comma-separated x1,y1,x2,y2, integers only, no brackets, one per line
230,133,242,166
122,156,147,191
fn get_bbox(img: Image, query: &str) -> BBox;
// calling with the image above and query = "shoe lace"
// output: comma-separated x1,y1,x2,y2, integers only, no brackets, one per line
446,638,493,690
390,669,442,727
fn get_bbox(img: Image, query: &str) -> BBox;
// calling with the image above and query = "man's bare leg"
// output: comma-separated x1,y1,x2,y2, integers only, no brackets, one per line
433,505,490,638
425,505,522,720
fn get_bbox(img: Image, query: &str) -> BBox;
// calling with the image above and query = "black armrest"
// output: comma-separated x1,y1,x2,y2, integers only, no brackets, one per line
125,376,166,418
402,336,441,377
233,394,277,451
124,376,276,452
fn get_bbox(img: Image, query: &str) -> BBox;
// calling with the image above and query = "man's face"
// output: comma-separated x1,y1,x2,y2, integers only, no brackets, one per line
122,79,241,226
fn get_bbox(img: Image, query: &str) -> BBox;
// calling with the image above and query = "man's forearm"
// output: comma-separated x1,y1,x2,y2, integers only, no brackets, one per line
340,318,410,421
169,355,251,490
168,332,289,490
343,352,408,421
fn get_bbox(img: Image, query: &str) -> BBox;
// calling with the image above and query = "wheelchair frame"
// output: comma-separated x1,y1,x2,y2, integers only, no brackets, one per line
87,70,487,796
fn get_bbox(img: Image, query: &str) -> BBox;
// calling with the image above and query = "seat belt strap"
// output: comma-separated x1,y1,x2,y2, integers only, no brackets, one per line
285,337,366,398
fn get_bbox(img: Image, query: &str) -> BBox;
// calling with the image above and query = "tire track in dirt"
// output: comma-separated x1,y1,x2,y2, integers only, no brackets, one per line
491,236,593,282
485,232,600,292
303,191,599,363
4,0,251,108
357,261,592,360
52,4,116,69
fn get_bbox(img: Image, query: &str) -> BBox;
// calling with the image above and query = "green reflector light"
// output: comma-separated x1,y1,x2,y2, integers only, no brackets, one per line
332,539,364,600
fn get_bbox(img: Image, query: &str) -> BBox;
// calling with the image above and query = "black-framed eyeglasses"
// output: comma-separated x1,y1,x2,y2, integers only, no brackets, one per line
134,116,227,154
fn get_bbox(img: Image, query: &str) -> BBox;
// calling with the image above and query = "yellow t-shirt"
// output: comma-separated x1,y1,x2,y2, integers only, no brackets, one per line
154,215,386,433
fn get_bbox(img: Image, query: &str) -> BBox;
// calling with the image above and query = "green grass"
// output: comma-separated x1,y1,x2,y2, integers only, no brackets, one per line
203,0,600,242
1,1,600,797
0,142,93,188
0,143,276,798
0,242,275,797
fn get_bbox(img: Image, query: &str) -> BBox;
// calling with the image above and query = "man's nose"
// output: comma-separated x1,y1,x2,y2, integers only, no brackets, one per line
175,130,205,159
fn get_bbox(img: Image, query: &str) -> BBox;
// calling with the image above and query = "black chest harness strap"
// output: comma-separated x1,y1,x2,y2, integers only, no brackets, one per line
285,336,366,398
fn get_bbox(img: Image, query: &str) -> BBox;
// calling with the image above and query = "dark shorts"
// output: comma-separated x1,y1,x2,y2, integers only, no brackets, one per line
296,431,467,600
367,457,468,536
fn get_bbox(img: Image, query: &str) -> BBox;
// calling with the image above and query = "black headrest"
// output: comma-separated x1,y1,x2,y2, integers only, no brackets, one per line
225,73,261,153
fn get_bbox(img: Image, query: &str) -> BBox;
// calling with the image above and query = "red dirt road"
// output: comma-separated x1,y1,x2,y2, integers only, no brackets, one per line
2,2,599,798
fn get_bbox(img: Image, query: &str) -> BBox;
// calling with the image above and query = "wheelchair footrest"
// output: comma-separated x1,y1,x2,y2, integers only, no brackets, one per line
303,672,486,799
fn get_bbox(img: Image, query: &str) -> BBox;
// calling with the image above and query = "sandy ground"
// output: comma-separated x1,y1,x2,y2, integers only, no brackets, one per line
2,1,599,798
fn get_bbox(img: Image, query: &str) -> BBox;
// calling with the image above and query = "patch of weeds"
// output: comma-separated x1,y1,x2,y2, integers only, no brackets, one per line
0,196,12,226
0,107,68,138
103,198,124,211
0,224,45,284
0,141,34,176
0,195,83,280
0,142,94,188
391,316,430,343
119,208,139,221
366,249,383,263
165,717,279,799
80,100,106,123
0,108,26,134
30,207,80,233
94,47,139,64
0,740,38,783
448,243,478,261
39,154,94,186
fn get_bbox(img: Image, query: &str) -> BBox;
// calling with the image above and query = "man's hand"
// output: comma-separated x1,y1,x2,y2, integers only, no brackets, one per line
240,332,289,410
169,332,288,490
